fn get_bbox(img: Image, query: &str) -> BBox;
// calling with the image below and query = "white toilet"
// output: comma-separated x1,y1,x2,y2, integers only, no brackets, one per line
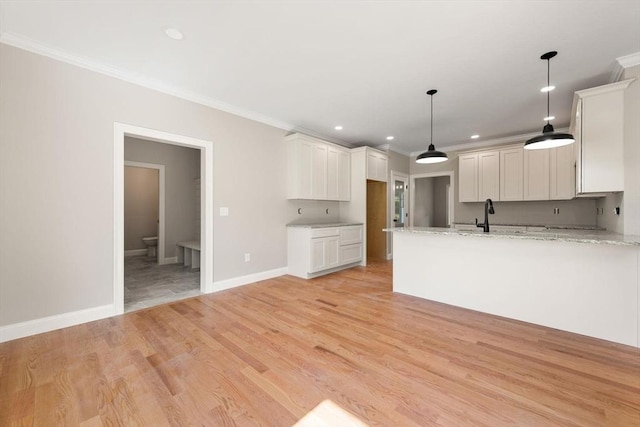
142,236,158,257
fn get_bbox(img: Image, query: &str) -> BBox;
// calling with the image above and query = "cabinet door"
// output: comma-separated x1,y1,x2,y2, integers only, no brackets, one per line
581,91,624,192
310,237,339,273
524,149,550,200
312,143,328,199
327,147,339,200
297,140,314,199
478,151,500,201
550,144,575,200
458,153,478,202
366,152,378,181
377,155,388,182
500,148,524,201
366,151,388,182
339,225,363,245
338,150,351,201
339,244,362,265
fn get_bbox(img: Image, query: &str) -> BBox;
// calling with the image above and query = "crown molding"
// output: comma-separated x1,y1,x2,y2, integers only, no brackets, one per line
375,144,412,157
409,128,570,157
0,32,298,132
610,52,640,83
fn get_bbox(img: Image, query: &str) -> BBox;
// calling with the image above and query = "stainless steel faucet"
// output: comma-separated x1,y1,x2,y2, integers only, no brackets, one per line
475,198,495,232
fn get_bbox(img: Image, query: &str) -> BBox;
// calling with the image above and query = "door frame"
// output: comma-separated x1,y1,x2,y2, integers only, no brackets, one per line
114,123,214,315
124,161,166,264
388,171,409,259
409,171,455,228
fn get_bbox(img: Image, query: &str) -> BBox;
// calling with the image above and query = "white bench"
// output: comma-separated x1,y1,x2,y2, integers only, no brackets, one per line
176,241,200,270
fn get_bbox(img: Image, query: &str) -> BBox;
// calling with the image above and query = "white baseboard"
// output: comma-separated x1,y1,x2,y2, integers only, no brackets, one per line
210,267,288,293
1,267,288,343
0,304,116,343
161,256,178,265
124,249,147,256
387,253,393,260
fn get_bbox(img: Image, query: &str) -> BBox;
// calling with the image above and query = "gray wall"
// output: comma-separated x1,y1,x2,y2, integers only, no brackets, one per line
0,43,291,326
433,176,450,227
124,166,159,250
387,149,410,175
413,177,434,227
125,137,200,257
410,151,598,227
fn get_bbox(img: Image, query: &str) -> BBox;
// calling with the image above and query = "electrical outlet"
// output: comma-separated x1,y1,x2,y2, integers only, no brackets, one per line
244,253,251,262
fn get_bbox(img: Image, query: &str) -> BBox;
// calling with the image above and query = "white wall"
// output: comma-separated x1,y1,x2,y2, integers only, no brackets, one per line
0,43,291,328
125,137,200,257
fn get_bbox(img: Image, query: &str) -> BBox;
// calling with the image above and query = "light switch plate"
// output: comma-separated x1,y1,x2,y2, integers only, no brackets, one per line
220,207,229,217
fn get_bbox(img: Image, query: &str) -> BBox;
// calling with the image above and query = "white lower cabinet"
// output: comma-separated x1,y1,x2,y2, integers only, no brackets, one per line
310,236,339,273
288,224,363,278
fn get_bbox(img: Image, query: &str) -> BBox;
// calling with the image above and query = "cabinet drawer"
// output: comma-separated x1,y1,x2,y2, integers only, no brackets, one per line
339,226,363,245
311,227,339,238
339,243,362,265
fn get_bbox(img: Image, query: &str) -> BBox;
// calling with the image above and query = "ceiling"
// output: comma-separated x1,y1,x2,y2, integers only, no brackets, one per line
1,1,639,155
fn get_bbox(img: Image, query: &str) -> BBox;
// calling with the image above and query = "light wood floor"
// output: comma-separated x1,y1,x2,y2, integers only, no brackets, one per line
1,261,639,426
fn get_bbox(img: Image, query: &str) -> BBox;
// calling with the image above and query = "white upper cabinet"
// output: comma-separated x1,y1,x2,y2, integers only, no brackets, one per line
312,143,328,199
458,153,479,202
550,144,575,200
286,133,351,201
327,146,351,201
459,150,501,202
524,149,550,201
478,151,500,201
572,80,632,194
460,143,574,203
500,148,524,201
366,149,388,182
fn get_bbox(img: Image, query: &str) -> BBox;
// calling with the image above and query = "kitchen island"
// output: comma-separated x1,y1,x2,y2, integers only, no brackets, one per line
387,227,640,347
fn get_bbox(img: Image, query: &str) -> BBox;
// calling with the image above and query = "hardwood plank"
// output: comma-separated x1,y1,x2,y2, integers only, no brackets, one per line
1,260,639,426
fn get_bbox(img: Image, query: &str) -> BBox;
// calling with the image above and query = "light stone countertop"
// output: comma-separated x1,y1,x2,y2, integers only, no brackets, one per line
287,222,364,228
384,226,640,246
454,222,604,231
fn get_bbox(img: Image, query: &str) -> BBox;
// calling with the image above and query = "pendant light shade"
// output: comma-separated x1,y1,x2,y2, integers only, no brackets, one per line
524,51,575,150
416,89,448,164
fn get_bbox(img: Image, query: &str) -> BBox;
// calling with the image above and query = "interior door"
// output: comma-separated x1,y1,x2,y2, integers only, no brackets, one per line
393,178,408,228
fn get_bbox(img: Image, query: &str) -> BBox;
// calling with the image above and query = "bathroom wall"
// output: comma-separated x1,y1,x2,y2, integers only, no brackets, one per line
124,166,159,251
433,176,450,227
125,136,200,259
413,177,434,227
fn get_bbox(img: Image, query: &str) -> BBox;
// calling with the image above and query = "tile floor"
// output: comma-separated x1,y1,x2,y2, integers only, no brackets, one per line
124,255,201,312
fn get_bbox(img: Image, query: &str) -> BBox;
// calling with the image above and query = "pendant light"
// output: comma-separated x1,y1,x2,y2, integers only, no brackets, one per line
416,89,448,163
524,51,575,150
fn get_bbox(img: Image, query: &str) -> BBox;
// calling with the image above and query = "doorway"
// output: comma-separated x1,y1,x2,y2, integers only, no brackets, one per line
113,123,214,315
410,171,455,228
366,180,387,261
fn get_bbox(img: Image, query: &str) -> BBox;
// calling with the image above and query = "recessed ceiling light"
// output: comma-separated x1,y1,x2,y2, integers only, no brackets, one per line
544,116,555,121
540,85,555,92
470,134,479,139
334,125,343,130
386,136,394,140
164,27,184,40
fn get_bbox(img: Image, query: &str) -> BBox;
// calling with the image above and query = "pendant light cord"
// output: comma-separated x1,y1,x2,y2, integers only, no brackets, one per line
546,58,550,125
430,93,434,145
